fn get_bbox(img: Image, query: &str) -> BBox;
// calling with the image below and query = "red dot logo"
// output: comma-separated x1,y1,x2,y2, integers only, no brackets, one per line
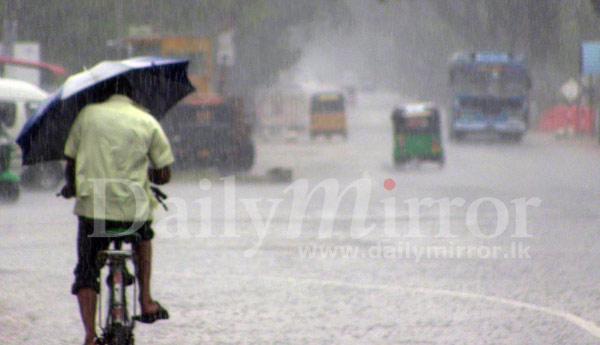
384,178,396,191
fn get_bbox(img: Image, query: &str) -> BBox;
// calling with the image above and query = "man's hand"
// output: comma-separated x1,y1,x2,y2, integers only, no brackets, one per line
148,166,171,185
60,184,75,198
61,157,76,198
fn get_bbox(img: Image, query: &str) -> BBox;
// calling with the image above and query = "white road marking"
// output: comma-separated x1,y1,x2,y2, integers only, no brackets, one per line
229,274,600,339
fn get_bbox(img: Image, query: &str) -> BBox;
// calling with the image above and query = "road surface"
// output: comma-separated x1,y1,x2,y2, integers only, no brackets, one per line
2,92,600,344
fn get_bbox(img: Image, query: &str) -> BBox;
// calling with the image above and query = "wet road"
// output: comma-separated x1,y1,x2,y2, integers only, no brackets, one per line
2,92,600,344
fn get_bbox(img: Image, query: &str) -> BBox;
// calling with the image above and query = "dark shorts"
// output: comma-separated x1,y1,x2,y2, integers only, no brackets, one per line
71,217,154,295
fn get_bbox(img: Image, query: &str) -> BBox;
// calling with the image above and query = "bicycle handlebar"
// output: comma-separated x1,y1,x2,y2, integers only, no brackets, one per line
57,185,169,211
151,186,169,211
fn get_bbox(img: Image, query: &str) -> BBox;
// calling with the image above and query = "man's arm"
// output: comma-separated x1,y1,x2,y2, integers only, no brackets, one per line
61,156,76,198
148,166,171,185
148,120,174,185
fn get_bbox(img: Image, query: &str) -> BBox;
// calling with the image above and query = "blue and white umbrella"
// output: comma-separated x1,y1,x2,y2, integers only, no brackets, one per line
17,56,195,165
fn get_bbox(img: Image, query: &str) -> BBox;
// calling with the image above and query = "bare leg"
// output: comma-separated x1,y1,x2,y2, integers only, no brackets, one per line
134,240,160,314
77,288,97,345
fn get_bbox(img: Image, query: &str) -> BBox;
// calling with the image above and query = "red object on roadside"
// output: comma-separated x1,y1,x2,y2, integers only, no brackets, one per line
539,105,595,134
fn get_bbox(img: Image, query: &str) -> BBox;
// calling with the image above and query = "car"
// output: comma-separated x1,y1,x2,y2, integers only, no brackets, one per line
0,78,63,190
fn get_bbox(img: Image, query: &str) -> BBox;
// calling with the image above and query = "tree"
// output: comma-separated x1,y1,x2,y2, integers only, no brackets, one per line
6,0,349,98
591,0,600,16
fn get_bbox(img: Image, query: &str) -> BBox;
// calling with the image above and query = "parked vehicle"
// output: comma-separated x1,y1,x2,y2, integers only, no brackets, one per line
309,92,347,139
108,34,255,172
391,103,444,167
160,95,254,173
255,86,309,141
0,78,63,190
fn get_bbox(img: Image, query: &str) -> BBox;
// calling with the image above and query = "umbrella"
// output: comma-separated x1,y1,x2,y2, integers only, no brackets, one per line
16,56,195,165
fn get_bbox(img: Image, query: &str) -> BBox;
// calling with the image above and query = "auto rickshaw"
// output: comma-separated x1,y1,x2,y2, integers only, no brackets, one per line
309,92,347,139
391,103,444,167
0,107,20,202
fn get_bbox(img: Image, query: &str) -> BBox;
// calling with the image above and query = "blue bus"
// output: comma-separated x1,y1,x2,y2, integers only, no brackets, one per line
448,51,531,141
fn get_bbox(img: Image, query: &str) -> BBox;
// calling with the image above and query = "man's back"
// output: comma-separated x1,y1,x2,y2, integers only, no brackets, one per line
64,94,174,222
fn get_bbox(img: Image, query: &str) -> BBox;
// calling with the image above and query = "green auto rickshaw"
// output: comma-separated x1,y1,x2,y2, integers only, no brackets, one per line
0,107,20,202
391,103,444,168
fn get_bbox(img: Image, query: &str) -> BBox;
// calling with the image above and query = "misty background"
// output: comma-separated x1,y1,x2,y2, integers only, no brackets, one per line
5,2,600,344
4,0,600,122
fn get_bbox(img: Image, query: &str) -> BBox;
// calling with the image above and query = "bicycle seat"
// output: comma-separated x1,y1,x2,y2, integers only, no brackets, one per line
106,227,132,235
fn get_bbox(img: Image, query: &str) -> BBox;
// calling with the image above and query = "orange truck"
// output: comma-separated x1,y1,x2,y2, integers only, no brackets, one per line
108,34,254,172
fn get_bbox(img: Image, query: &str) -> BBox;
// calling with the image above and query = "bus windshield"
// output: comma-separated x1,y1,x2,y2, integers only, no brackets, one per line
459,97,523,114
451,65,529,96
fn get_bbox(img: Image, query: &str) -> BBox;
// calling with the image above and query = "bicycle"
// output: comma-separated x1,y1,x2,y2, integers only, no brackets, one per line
96,238,137,345
95,187,169,345
58,186,169,345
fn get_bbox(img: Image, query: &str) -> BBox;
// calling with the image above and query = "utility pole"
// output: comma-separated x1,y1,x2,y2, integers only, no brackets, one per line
590,0,600,142
115,0,124,39
2,0,19,58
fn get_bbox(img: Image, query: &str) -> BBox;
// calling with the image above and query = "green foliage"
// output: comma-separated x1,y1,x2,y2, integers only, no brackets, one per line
425,0,600,107
9,0,594,106
5,0,348,95
16,1,117,70
429,0,600,73
591,0,600,16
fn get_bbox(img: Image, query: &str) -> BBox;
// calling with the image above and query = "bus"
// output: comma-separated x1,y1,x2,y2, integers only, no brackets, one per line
448,51,531,142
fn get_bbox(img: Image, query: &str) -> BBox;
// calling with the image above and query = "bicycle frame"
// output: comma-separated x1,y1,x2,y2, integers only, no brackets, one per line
98,240,136,345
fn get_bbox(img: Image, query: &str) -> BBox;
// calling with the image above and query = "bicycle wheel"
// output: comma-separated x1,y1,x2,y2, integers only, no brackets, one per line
109,324,133,345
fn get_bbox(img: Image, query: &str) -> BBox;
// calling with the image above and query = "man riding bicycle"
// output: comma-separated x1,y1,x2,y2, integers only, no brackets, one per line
61,79,173,345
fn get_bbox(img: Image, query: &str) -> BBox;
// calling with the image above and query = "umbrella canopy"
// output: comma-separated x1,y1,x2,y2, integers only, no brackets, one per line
16,56,195,165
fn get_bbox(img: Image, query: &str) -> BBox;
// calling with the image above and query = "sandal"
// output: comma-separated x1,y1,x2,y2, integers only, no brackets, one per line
133,301,169,324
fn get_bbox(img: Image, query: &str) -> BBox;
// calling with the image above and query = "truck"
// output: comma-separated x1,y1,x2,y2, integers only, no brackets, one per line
255,86,309,141
448,51,532,142
107,34,255,173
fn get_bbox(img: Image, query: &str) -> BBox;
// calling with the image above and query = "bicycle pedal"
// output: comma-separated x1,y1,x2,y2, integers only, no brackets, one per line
106,268,135,287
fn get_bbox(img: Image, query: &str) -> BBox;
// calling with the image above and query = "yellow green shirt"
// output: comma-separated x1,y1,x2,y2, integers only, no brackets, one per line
64,95,174,221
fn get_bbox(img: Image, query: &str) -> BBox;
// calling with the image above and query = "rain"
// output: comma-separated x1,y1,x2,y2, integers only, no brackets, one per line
2,1,600,344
